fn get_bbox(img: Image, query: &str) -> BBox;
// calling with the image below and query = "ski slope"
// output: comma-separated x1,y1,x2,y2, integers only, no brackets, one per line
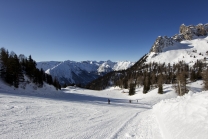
0,80,207,139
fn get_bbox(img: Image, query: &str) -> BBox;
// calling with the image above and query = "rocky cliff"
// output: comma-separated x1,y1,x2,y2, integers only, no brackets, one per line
150,23,208,53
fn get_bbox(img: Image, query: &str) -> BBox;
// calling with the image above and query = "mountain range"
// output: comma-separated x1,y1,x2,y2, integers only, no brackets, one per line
37,60,134,86
37,23,208,89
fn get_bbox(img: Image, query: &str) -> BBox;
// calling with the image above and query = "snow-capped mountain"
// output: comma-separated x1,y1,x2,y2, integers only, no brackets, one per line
147,23,208,65
150,23,208,53
36,61,62,71
146,36,208,65
37,60,134,85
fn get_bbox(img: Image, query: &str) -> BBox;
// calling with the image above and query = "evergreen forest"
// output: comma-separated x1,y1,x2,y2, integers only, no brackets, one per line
86,54,208,96
0,48,61,90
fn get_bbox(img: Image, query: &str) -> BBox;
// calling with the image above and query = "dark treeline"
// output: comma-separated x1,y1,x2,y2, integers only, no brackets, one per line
0,48,61,90
86,54,208,96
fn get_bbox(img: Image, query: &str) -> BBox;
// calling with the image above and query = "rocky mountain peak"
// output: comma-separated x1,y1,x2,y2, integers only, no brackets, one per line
150,23,208,53
150,36,174,53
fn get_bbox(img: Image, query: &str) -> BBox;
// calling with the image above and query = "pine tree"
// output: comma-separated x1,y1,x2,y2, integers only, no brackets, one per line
143,79,147,94
0,48,9,79
129,83,135,96
196,70,202,80
53,78,59,90
143,75,150,94
5,54,14,85
158,83,163,94
25,55,36,78
123,79,128,89
63,83,67,88
157,74,163,94
13,54,21,88
33,69,43,87
190,69,196,82
46,74,53,85
40,68,46,82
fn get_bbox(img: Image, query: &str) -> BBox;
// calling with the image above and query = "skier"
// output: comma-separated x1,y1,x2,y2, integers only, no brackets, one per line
108,99,110,104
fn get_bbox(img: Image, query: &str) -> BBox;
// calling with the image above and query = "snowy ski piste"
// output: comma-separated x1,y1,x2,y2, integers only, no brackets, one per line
1,80,208,139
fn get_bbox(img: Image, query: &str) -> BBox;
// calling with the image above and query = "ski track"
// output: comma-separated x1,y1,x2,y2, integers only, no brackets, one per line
0,91,164,139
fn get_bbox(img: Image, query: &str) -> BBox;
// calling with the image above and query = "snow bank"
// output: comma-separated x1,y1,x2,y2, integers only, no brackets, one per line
153,91,208,139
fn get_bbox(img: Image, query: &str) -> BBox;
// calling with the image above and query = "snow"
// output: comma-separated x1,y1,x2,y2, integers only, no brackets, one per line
0,79,207,138
113,61,134,71
153,85,208,139
37,60,134,74
37,60,134,84
36,61,61,71
146,36,208,65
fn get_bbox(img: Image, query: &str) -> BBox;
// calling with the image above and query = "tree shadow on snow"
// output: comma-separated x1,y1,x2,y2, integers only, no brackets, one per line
163,89,172,94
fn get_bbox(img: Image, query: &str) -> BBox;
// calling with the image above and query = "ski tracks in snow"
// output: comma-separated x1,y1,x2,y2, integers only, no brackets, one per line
110,110,163,139
0,94,163,139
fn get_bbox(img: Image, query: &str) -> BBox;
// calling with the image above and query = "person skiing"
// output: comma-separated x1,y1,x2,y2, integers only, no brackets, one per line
108,99,110,104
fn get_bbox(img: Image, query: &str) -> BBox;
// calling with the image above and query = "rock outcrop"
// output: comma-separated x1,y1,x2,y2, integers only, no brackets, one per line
150,23,208,53
150,36,174,52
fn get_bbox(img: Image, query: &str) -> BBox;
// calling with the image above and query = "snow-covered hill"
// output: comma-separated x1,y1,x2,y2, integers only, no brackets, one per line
147,23,208,66
37,60,134,85
146,36,208,65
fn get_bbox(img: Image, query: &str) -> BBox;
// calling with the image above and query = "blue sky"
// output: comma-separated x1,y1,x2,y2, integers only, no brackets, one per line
0,0,208,62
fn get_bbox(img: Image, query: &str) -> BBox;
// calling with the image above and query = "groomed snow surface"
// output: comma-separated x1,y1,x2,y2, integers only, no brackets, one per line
0,80,207,139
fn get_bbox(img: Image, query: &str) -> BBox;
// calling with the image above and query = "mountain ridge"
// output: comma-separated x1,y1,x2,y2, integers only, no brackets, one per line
150,23,208,53
37,60,134,86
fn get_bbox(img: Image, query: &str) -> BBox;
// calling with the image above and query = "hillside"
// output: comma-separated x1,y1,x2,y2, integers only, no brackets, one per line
146,36,208,65
37,60,134,86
